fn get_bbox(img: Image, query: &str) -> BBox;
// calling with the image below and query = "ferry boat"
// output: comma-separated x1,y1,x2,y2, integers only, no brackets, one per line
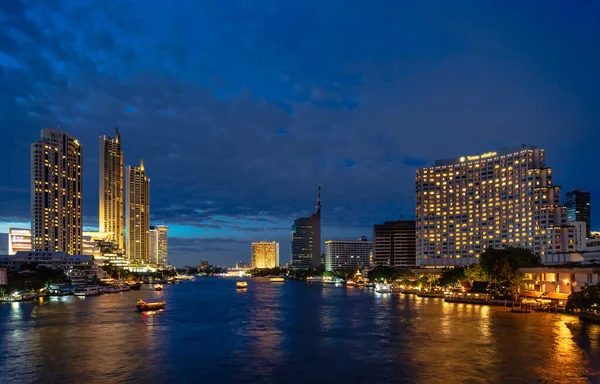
119,284,131,292
9,293,37,301
102,285,122,294
269,276,285,282
375,283,392,294
74,286,100,296
136,299,166,312
154,284,164,292
236,281,248,289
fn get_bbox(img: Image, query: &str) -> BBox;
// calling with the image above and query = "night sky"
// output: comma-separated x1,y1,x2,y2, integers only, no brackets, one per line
1,1,599,267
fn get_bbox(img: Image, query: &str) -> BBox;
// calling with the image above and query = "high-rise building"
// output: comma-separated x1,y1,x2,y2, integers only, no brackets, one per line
31,129,83,255
566,189,591,238
148,225,169,265
148,226,158,264
290,186,322,269
99,128,124,249
416,145,572,267
126,160,150,263
8,228,32,255
82,231,113,259
251,241,280,269
325,237,373,271
373,221,416,268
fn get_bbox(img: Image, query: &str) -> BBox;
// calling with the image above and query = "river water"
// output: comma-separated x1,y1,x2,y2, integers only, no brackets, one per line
1,278,599,384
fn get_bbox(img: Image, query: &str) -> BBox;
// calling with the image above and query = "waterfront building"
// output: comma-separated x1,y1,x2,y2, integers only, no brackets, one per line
0,251,104,281
520,264,600,299
566,189,591,238
8,228,31,255
31,129,83,255
82,231,113,259
325,237,373,271
290,186,322,269
156,225,169,265
416,145,573,267
126,160,150,263
148,226,158,264
373,220,416,268
251,241,280,269
99,128,124,249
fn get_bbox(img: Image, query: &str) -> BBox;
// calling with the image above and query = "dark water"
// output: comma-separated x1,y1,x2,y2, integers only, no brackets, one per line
1,278,599,384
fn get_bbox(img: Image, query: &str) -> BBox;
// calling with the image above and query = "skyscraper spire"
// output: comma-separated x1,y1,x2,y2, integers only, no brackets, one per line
115,127,120,144
316,184,322,214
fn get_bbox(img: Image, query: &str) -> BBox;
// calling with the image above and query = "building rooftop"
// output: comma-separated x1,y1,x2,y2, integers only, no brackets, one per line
433,144,539,167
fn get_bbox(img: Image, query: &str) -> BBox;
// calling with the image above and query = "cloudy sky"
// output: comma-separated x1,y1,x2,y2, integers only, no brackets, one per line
1,0,599,266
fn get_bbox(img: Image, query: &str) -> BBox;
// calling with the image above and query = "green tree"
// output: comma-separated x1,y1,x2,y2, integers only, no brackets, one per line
479,247,541,283
438,267,466,288
464,264,487,282
567,285,600,312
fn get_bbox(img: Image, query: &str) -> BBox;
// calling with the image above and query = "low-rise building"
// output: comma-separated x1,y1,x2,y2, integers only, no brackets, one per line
520,264,600,299
0,251,105,282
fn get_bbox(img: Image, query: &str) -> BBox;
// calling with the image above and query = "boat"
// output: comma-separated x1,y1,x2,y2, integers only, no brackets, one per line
236,281,248,289
74,286,100,296
102,285,122,294
130,282,142,290
375,283,392,293
136,299,165,312
10,293,37,301
269,277,285,282
154,284,163,292
346,280,356,286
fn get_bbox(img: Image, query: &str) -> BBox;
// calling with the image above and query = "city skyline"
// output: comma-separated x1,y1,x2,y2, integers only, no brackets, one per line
2,1,600,266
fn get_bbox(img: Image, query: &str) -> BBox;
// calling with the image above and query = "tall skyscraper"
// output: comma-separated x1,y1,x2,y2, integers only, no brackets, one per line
251,241,280,269
126,160,150,263
156,225,169,265
148,226,158,264
566,189,591,238
99,128,124,249
373,221,416,268
31,129,83,255
325,237,373,271
416,145,573,267
290,186,322,269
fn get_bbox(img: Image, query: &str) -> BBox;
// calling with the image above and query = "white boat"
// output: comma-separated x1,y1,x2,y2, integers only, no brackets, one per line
375,283,392,293
74,286,100,296
102,285,122,294
119,284,131,292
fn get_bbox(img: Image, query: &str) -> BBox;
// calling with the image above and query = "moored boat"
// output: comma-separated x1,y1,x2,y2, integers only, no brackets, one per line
154,284,163,291
130,282,142,290
269,277,285,282
375,283,391,293
74,286,100,296
136,299,165,312
102,285,122,294
236,281,248,289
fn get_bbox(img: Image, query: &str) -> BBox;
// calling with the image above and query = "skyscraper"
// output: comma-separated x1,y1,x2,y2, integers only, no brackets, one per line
290,186,322,269
31,129,83,255
251,241,280,269
126,160,150,263
416,145,573,267
373,221,416,268
156,225,169,265
99,128,124,249
148,226,158,264
566,189,591,238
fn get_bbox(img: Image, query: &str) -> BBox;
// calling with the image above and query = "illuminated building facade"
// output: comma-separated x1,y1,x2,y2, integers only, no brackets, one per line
82,231,112,259
290,186,322,269
566,189,591,238
99,128,124,249
373,221,416,268
148,226,158,264
126,160,150,263
251,241,280,269
156,225,169,265
8,228,32,255
325,237,373,271
416,145,573,267
31,129,83,255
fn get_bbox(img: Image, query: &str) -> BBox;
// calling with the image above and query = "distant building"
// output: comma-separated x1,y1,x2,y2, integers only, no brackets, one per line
251,241,280,269
8,228,31,255
373,220,416,268
198,260,209,269
148,227,158,264
0,268,7,285
126,160,150,263
99,128,124,249
31,129,83,255
325,237,373,271
290,186,322,269
567,189,591,238
156,225,169,265
0,251,104,281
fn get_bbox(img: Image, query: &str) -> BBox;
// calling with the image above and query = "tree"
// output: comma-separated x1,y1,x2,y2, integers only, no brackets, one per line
464,264,487,282
479,247,541,283
567,285,600,313
438,267,466,288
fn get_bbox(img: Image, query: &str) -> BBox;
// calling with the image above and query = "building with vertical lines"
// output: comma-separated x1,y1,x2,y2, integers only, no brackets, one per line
416,145,574,267
251,241,280,269
566,189,591,239
99,128,124,249
149,225,169,265
325,237,373,271
372,221,416,268
31,129,83,255
126,160,150,263
290,186,322,269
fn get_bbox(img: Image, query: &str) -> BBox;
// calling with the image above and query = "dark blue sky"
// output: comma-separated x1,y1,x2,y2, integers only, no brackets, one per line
1,1,599,267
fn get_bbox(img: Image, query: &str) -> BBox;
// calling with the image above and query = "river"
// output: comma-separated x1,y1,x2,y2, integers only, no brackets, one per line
1,278,599,383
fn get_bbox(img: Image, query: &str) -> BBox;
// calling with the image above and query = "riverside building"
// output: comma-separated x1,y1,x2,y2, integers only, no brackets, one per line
566,189,591,239
31,129,83,255
290,186,322,269
99,128,124,249
372,221,416,268
416,145,574,267
126,160,150,263
8,228,31,255
325,237,373,271
251,241,280,269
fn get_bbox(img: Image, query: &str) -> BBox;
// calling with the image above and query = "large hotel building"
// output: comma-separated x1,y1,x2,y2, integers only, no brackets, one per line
251,241,280,269
126,160,150,263
416,145,576,267
99,128,124,249
31,129,83,255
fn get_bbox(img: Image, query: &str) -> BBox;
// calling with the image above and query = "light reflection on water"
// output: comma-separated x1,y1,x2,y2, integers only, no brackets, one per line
0,280,599,384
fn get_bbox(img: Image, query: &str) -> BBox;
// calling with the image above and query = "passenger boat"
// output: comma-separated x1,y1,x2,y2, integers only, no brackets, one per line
136,299,165,312
375,283,392,294
119,284,131,292
236,281,248,289
102,285,122,294
154,284,164,292
269,276,285,282
74,286,100,296
346,280,356,286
